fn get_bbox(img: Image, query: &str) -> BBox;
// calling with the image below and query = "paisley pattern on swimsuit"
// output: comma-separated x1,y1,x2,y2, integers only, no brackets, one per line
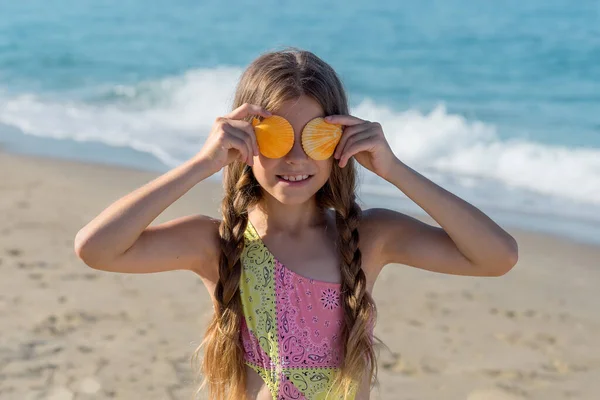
239,220,356,399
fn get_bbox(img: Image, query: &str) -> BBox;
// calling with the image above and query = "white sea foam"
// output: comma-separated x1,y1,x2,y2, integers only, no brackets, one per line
0,68,242,167
353,99,600,207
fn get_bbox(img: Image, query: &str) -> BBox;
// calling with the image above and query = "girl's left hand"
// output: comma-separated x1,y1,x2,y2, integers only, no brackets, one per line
326,114,397,179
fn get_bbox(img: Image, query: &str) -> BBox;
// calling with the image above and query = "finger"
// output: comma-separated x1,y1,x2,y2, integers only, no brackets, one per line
334,125,371,159
228,119,259,156
230,134,252,165
225,103,272,121
232,127,255,165
224,126,253,165
228,135,250,165
337,131,372,160
325,114,366,126
339,137,374,168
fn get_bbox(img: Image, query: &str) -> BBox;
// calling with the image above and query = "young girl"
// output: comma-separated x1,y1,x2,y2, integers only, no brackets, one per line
74,48,518,400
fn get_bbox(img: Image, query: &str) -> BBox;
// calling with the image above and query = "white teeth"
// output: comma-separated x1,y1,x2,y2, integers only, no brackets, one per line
281,175,309,182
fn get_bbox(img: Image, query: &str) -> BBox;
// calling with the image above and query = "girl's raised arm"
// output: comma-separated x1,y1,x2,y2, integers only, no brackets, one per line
73,103,271,279
74,157,220,277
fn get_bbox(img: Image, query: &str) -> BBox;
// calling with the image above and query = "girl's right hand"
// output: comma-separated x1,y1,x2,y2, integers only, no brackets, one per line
196,103,272,173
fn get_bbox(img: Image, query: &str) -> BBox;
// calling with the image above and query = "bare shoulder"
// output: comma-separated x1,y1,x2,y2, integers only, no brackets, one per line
160,214,222,281
358,208,405,271
356,208,396,282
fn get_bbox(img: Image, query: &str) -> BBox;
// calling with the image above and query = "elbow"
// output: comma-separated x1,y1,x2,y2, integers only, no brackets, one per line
73,230,91,264
506,236,520,271
74,230,85,258
489,238,519,277
490,255,518,277
73,229,103,269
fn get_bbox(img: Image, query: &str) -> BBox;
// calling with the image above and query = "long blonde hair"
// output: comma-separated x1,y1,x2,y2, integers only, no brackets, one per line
191,47,380,399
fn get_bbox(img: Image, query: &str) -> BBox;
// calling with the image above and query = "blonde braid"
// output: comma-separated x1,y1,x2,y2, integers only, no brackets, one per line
192,165,260,400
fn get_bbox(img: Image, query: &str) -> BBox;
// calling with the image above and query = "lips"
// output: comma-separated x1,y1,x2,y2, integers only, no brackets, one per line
278,174,310,182
276,174,313,184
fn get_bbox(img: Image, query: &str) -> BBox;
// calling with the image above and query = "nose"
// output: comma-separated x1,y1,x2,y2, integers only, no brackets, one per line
284,130,308,163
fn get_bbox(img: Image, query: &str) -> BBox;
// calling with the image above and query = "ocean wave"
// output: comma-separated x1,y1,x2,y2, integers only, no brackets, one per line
1,67,599,209
0,67,243,167
354,99,600,206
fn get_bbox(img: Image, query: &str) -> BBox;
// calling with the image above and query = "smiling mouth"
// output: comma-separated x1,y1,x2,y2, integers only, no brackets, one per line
276,174,313,183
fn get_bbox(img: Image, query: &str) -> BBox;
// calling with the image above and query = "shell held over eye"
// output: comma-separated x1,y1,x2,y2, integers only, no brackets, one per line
301,117,343,160
252,116,295,158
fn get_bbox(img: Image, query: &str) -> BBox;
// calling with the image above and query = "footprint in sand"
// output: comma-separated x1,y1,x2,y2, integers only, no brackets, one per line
558,312,571,322
16,200,29,209
407,319,423,327
28,272,44,280
461,290,474,300
77,345,94,354
59,272,98,281
32,310,130,337
493,331,558,354
17,260,51,270
489,308,539,320
420,357,446,374
483,367,564,385
380,352,445,376
6,248,22,257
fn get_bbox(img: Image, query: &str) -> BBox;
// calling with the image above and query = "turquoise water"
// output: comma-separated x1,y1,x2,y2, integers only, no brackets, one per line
1,1,599,243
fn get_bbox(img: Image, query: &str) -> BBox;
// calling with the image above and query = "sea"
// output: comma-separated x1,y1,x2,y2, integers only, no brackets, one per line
1,0,599,245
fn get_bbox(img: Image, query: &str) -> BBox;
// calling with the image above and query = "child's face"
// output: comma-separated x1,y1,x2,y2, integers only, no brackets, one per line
252,95,333,205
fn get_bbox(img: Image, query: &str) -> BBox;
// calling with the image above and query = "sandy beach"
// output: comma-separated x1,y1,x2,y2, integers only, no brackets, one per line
1,149,599,400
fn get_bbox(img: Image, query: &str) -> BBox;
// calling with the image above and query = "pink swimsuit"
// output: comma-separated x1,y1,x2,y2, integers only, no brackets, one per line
239,220,357,399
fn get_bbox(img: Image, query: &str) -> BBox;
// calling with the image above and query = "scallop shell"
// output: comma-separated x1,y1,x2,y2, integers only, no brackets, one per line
301,117,343,160
252,115,295,158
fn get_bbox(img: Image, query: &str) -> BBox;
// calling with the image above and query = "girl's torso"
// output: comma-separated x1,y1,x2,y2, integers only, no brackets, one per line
239,216,375,399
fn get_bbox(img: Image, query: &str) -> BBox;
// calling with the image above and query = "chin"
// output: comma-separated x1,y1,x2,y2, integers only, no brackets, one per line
259,177,327,206
267,189,319,206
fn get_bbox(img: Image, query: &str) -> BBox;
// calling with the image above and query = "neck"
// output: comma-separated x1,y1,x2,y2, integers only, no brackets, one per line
249,195,327,234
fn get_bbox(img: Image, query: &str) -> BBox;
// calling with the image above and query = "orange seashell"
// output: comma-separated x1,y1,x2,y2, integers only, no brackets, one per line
301,117,343,160
252,116,295,158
